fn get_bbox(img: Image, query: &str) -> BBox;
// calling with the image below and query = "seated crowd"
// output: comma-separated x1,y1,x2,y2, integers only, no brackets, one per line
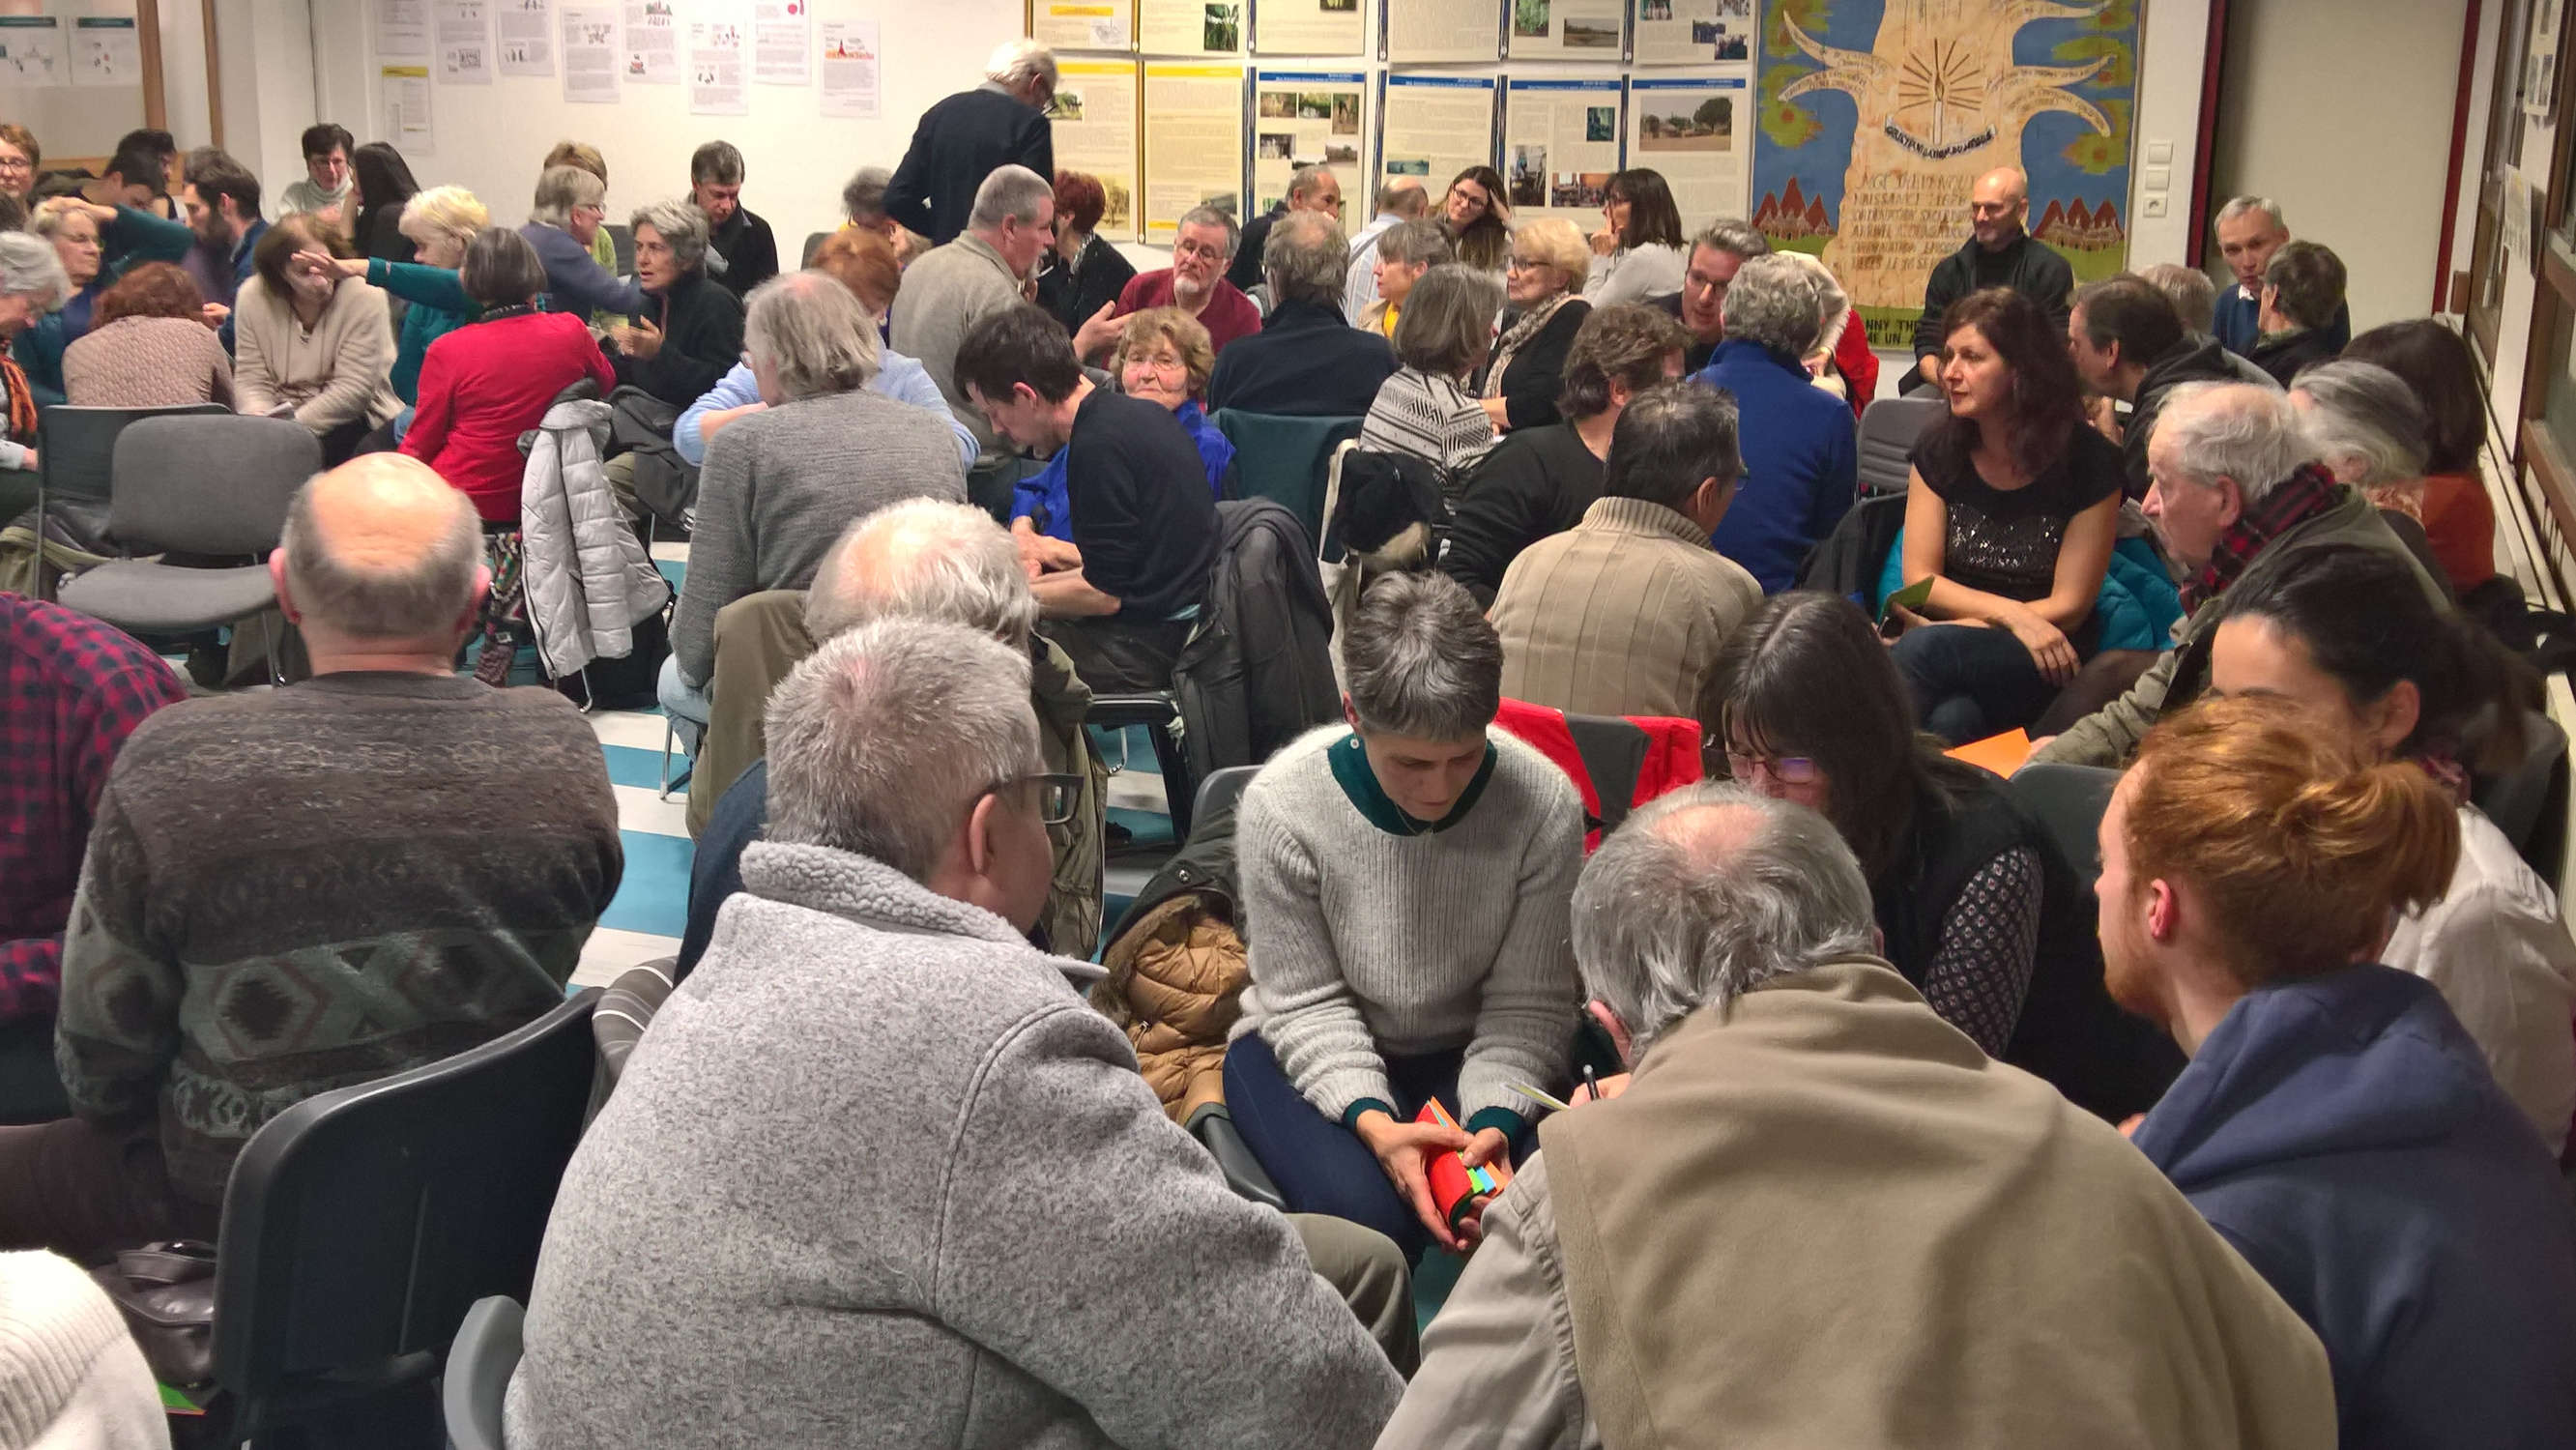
4,41,2575,1450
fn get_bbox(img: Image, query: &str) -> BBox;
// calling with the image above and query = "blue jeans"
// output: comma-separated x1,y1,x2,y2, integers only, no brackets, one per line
1891,622,2064,746
657,655,712,755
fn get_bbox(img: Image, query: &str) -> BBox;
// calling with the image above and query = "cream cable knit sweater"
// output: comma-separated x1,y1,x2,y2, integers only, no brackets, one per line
0,1251,167,1450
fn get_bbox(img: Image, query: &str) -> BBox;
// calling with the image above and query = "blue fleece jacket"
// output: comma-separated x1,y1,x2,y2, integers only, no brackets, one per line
2132,965,2576,1449
1693,339,1858,593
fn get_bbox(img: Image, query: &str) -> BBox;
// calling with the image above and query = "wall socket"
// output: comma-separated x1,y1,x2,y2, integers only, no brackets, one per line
2142,194,2169,218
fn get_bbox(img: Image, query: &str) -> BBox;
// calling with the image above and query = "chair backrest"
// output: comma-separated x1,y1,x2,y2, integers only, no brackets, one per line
1855,394,1945,498
109,415,321,556
213,989,601,1436
2008,763,2123,889
1193,765,1260,824
1210,410,1365,545
801,230,830,268
440,1295,523,1450
605,222,635,276
38,402,230,507
2476,710,2570,882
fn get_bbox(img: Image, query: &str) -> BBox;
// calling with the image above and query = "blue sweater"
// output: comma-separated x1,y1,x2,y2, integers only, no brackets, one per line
2214,284,2351,357
2133,965,2576,1449
1013,398,1232,541
520,221,644,319
1693,339,1858,593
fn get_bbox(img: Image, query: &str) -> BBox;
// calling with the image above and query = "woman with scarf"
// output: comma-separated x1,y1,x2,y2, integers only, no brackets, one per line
1476,218,1591,434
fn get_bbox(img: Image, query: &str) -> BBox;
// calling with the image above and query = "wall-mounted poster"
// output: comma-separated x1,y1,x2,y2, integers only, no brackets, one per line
1382,0,1500,64
1143,61,1248,240
1627,73,1746,230
561,4,620,102
1054,57,1143,240
498,0,554,77
1632,0,1751,66
433,0,493,84
1378,72,1496,203
0,15,64,85
1503,0,1623,60
1254,70,1368,233
1753,0,2139,347
1141,0,1245,55
1503,76,1622,224
1030,0,1136,51
623,0,677,84
1256,0,1366,57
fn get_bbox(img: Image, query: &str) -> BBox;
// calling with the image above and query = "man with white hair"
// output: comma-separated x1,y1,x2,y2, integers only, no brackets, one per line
893,164,1057,495
1076,204,1263,362
886,39,1056,246
2033,382,2446,768
510,617,1406,1449
1378,782,2339,1450
1906,166,2074,393
2212,196,2350,359
1205,208,1395,416
0,455,622,1262
1344,175,1430,320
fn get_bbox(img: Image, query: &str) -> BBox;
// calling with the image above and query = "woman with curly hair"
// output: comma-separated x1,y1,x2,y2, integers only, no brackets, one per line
62,261,231,408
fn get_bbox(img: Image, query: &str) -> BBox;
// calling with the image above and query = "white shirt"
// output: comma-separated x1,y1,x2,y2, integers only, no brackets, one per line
1344,212,1407,323
2382,804,2576,1152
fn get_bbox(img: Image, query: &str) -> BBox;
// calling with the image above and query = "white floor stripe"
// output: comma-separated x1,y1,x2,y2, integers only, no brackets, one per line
613,783,693,838
575,926,682,988
1104,770,1168,813
651,540,691,564
589,710,675,753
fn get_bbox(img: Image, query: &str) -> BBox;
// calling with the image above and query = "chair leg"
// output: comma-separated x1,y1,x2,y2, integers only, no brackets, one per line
263,616,282,687
1150,717,1195,842
658,714,693,800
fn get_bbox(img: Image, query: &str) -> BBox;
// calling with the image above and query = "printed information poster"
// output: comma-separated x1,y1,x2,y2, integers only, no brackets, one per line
1377,72,1494,202
1504,0,1622,59
381,64,435,155
689,14,748,114
434,0,494,83
72,15,140,86
499,0,555,76
0,16,64,85
1255,0,1364,58
1631,0,1751,66
376,0,431,57
1626,73,1745,229
1381,0,1498,64
623,0,677,83
1253,71,1367,234
1142,61,1246,241
819,19,881,118
1029,0,1135,51
1504,77,1621,223
561,4,620,102
1140,0,1242,56
1051,57,1141,240
754,1,808,86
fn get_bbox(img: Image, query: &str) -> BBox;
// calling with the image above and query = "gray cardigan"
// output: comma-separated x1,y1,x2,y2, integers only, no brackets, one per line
507,841,1404,1450
671,386,969,683
887,231,1024,466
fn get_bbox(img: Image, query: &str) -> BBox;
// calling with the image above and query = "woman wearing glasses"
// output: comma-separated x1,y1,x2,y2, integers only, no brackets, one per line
1477,218,1593,433
1438,165,1511,274
1014,307,1231,541
517,163,644,321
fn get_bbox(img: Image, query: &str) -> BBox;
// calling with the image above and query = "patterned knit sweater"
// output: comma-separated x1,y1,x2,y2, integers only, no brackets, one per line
1231,725,1582,1133
1359,366,1497,481
54,673,623,1207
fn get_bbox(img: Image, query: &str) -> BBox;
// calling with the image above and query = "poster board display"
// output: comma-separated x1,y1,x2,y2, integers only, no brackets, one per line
1253,70,1369,234
1054,57,1144,241
1631,0,1751,66
1143,61,1249,241
1377,72,1496,203
1502,0,1623,61
1626,73,1746,231
1030,0,1136,51
1381,0,1500,65
1255,0,1367,57
1503,76,1622,223
1141,0,1245,55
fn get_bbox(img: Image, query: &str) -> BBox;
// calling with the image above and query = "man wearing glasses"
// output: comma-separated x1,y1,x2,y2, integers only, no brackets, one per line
1903,166,2073,394
1074,205,1263,364
1228,163,1344,294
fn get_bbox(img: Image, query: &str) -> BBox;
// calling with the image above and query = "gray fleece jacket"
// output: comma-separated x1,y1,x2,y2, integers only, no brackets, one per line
507,840,1402,1450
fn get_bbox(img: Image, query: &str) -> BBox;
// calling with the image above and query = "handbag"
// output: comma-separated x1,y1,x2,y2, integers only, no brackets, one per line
89,1239,218,1387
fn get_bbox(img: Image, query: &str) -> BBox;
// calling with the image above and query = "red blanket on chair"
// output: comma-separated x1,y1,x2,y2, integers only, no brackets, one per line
1493,699,1702,852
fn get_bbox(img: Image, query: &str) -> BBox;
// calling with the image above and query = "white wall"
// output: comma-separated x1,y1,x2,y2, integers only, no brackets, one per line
2125,0,2210,270
2207,0,2469,331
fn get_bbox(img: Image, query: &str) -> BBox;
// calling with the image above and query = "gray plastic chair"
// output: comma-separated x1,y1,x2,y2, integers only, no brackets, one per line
2475,710,2569,882
604,222,635,276
441,1295,522,1450
800,230,830,267
1192,766,1260,825
54,416,319,665
30,402,230,597
1855,394,1945,498
2008,762,2123,889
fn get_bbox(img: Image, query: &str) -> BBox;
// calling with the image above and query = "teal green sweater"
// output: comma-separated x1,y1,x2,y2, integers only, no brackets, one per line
366,258,474,405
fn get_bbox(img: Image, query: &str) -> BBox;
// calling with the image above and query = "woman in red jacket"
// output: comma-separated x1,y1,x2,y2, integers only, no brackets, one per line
402,225,615,522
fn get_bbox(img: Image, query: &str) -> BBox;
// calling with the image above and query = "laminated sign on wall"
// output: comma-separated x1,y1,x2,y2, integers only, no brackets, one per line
1254,70,1368,232
1051,57,1142,240
1626,73,1747,231
1030,0,1136,51
1143,61,1247,241
1377,72,1497,201
1381,0,1501,65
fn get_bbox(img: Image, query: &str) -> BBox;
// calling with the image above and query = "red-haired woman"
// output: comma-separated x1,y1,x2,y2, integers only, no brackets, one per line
62,262,231,408
1034,170,1135,339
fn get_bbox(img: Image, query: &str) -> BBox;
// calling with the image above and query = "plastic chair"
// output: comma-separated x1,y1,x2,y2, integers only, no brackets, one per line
29,402,229,598
54,417,319,669
440,1295,523,1450
2008,763,2123,889
1090,693,1197,842
1193,765,1260,825
1855,394,1944,499
2476,710,2570,883
213,988,602,1442
1209,410,1364,546
604,223,635,276
1187,1102,1287,1210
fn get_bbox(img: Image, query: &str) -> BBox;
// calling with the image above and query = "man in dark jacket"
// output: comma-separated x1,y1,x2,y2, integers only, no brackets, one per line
1906,166,2073,392
1228,165,1344,294
690,140,779,301
611,198,746,410
886,40,1056,246
2067,276,2249,500
2243,241,2345,389
2103,698,2576,1450
1206,211,1394,417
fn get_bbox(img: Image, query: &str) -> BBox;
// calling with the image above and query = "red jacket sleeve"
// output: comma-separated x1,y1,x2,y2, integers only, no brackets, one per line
1834,322,1878,423
401,330,459,466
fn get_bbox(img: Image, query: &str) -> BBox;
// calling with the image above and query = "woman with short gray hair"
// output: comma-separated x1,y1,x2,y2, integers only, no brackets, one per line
1224,569,1584,1261
606,196,741,408
1357,218,1452,338
518,163,644,320
1360,263,1501,479
2288,358,2429,509
0,231,64,471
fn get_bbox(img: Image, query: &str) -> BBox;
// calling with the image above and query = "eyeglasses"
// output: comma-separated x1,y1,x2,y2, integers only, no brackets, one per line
993,772,1085,826
1172,240,1229,263
0,159,30,174
1506,257,1545,273
1723,751,1820,786
1125,355,1186,375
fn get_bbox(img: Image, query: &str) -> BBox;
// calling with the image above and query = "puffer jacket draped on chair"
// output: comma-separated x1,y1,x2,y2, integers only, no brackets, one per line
520,395,670,679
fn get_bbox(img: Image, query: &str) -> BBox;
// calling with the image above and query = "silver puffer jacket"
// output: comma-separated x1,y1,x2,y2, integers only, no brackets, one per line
519,396,669,679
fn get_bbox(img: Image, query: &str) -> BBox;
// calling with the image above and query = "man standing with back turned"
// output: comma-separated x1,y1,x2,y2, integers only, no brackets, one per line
886,40,1057,246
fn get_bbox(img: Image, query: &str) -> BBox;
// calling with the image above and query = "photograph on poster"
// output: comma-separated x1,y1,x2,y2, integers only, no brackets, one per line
1552,173,1606,208
1300,91,1334,117
1259,131,1294,158
1388,158,1430,175
1322,0,1355,9
1051,91,1086,120
1714,0,1747,13
1565,19,1618,47
1515,0,1548,39
1638,97,1730,150
1260,91,1293,117
1334,94,1359,131
1510,144,1546,206
1205,3,1240,49
1641,0,1669,16
1326,140,1358,163
1716,33,1746,58
1585,105,1615,140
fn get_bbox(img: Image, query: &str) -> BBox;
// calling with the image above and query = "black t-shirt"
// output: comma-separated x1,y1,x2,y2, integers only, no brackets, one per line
1066,387,1222,621
1913,425,2121,604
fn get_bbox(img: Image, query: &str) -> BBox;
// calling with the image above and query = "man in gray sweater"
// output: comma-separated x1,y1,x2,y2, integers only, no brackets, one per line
891,164,1056,488
510,618,1404,1449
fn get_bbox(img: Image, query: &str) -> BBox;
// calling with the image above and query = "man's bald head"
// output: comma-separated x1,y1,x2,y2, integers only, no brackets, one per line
1377,176,1430,219
803,499,1038,650
277,454,483,640
1970,167,2030,250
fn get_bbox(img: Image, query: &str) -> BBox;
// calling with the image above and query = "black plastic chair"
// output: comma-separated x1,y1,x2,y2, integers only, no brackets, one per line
30,402,230,598
1187,1101,1287,1211
2008,763,2122,889
1091,693,1198,842
441,1295,523,1450
212,989,602,1442
2477,710,2570,884
1192,765,1260,825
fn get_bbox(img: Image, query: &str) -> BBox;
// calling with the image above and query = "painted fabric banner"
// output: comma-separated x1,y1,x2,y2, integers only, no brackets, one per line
1751,0,2137,347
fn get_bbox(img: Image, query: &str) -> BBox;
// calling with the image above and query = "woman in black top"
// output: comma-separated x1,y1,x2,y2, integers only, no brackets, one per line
350,142,420,264
1476,217,1593,433
1891,287,2122,744
1035,170,1135,338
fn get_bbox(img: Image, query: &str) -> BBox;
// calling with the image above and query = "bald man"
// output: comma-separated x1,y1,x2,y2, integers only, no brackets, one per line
0,455,624,1262
1906,166,2077,393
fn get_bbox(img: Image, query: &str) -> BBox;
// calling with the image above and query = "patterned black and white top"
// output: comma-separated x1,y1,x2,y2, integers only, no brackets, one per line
1360,365,1497,481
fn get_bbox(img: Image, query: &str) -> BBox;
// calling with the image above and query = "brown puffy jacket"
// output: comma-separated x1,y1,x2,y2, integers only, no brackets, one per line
1095,892,1247,1124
